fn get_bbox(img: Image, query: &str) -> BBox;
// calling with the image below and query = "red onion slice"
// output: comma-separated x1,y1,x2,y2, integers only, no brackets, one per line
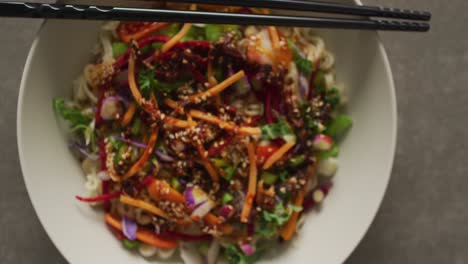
155,150,175,162
239,242,256,256
122,216,137,240
191,200,215,220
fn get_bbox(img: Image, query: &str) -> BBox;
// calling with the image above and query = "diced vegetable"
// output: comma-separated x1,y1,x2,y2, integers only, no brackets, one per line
325,114,353,139
239,242,256,256
184,186,210,209
317,157,339,177
290,155,306,167
318,144,339,159
222,193,234,205
170,177,181,191
123,239,140,250
212,158,228,168
219,204,235,219
261,171,278,185
131,118,141,136
223,166,235,181
313,134,333,151
112,42,128,58
260,119,296,142
191,200,216,220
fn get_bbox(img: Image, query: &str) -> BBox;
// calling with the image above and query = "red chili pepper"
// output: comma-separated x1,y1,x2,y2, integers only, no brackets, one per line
161,231,212,242
75,191,121,203
208,135,234,157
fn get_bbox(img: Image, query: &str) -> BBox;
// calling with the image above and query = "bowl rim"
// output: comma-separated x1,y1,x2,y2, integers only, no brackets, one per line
16,4,397,263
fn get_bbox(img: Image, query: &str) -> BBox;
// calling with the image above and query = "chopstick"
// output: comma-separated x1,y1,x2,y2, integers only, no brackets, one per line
0,2,430,32
163,0,432,21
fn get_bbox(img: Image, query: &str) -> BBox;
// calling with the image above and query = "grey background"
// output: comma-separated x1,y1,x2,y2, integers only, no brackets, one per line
0,0,466,263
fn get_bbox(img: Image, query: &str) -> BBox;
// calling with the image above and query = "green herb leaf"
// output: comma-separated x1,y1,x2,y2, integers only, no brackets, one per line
260,119,295,142
224,244,261,264
288,40,313,76
53,98,91,131
222,193,234,205
262,203,292,226
279,170,289,182
325,87,341,108
138,68,157,97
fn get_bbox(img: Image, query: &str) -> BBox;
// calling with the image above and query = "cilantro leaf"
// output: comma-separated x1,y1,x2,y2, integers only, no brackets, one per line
224,244,261,264
288,40,313,76
53,98,91,131
260,119,295,141
262,203,291,226
138,68,157,97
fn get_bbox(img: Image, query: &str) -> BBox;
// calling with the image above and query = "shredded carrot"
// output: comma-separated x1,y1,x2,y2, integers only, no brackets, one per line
188,70,245,103
164,116,196,128
256,180,265,204
195,143,219,182
146,180,233,234
279,189,305,241
104,214,178,248
121,22,170,43
120,195,168,219
241,142,258,223
147,179,186,204
128,52,144,105
121,102,136,127
188,109,261,135
263,141,296,170
268,26,280,50
164,98,181,111
161,23,192,53
280,165,316,240
204,214,233,234
121,128,158,181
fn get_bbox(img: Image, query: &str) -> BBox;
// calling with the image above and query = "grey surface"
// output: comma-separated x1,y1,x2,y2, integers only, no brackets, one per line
0,0,466,263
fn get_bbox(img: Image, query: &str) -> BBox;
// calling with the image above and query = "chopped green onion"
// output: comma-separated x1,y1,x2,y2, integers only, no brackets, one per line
290,155,305,167
171,177,181,191
211,158,228,168
223,166,235,181
114,144,127,164
325,114,353,139
122,239,140,250
318,144,340,159
222,193,234,205
261,171,279,185
131,118,141,136
112,42,128,58
279,170,288,182
261,119,295,142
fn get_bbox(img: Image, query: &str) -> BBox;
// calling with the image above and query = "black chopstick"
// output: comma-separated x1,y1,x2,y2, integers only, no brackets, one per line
0,2,430,32
163,0,431,21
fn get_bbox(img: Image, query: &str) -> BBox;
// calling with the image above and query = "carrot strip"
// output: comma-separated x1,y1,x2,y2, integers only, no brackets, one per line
162,23,193,53
120,195,169,219
147,179,186,204
146,180,233,234
204,214,233,234
188,70,245,103
195,143,219,182
189,109,261,135
279,189,305,241
121,102,136,127
128,52,145,105
104,214,178,248
241,142,257,223
262,141,296,170
165,116,195,128
164,98,180,111
120,128,158,181
121,22,170,43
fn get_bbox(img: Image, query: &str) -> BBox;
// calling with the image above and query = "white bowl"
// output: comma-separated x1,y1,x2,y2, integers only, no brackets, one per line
17,4,396,264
